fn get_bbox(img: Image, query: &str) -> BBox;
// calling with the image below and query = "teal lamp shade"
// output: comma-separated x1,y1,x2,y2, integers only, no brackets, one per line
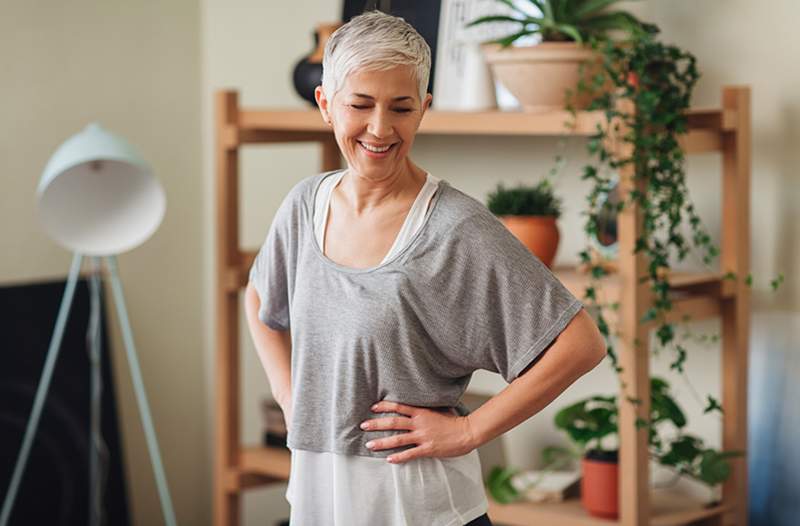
36,123,166,256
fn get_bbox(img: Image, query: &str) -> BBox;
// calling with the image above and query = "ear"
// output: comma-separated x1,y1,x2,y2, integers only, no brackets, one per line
420,93,433,115
315,86,332,126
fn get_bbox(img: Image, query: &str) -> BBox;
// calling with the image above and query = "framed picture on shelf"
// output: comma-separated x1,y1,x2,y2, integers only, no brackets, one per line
342,0,442,100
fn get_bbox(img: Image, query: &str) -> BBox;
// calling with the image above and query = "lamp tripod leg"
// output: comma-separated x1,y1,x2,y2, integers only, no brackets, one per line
104,256,177,526
0,253,84,526
87,257,108,526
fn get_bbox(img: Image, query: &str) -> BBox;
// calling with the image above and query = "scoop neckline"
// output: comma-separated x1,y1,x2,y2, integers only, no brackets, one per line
308,169,446,275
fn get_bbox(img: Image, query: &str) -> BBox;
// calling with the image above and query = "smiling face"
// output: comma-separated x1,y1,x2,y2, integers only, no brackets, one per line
315,65,432,181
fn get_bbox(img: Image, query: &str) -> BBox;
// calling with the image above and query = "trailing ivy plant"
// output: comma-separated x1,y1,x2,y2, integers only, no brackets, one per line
560,23,784,491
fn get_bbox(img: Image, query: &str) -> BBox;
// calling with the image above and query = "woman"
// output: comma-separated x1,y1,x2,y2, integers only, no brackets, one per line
245,10,607,526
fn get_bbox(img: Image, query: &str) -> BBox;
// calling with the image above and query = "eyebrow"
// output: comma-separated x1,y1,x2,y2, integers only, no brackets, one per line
352,93,414,102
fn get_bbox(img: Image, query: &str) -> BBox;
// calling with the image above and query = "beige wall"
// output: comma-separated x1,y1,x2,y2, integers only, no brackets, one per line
0,1,206,525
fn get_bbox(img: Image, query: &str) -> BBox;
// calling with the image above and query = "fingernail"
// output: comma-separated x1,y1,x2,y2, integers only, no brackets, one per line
371,404,378,410
366,441,374,449
387,457,395,463
360,422,368,429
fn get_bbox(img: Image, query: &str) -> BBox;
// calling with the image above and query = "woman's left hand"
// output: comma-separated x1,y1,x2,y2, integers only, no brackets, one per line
361,400,479,464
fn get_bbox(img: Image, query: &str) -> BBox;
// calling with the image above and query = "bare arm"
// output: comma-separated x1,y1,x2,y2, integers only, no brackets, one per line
466,307,607,448
243,281,293,413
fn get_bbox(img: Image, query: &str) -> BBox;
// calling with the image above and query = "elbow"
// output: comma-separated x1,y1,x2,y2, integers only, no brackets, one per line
588,332,607,369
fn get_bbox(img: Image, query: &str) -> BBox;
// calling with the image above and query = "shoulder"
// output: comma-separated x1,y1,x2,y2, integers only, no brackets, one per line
276,169,343,217
287,170,339,206
434,181,511,244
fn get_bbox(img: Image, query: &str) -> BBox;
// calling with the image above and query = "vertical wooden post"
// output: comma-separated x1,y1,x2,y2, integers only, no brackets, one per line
321,137,341,172
614,97,653,526
214,90,241,526
720,86,751,526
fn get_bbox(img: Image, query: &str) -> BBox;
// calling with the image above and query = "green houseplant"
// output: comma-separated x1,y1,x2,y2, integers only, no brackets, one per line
486,378,741,513
486,179,563,267
467,0,653,111
550,377,742,519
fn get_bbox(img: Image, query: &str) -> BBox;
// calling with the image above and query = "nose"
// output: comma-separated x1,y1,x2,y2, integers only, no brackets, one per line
366,107,393,139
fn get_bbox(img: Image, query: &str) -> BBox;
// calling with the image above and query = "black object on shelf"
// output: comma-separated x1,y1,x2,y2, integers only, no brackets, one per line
342,0,442,98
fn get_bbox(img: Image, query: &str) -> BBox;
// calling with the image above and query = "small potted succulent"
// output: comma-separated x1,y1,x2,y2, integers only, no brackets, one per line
486,179,563,268
467,0,653,111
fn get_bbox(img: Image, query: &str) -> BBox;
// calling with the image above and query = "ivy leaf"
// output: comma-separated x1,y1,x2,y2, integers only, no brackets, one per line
703,395,723,415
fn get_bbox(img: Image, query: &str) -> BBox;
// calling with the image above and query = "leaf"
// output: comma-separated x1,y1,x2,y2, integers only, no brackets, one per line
492,28,540,48
770,273,785,291
542,0,555,22
466,15,526,28
580,11,647,36
486,466,521,504
703,395,723,415
553,23,583,43
526,0,547,16
699,450,732,486
574,0,641,19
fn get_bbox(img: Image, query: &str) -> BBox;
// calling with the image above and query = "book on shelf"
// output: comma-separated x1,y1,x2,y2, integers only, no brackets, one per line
511,470,582,503
261,398,287,448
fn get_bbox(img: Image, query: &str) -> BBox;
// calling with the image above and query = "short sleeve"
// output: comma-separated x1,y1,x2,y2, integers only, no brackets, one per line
443,212,584,383
248,192,297,331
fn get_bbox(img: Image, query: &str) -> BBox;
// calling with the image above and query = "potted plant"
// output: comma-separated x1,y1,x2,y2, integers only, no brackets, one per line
486,179,563,268
546,377,742,519
467,0,653,111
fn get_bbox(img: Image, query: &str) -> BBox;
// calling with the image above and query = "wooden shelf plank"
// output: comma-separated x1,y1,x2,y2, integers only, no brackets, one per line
238,446,729,526
487,489,730,526
237,108,732,139
240,444,291,480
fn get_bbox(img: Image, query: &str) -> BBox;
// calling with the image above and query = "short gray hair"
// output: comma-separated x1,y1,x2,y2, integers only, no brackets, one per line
322,10,431,102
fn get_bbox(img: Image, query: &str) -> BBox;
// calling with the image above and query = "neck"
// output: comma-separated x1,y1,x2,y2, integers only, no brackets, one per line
338,159,427,216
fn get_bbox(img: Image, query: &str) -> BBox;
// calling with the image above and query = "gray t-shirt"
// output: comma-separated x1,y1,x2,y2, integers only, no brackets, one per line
249,170,584,458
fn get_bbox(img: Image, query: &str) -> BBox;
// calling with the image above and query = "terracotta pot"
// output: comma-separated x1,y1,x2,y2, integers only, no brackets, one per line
482,42,606,112
498,215,559,268
581,451,619,519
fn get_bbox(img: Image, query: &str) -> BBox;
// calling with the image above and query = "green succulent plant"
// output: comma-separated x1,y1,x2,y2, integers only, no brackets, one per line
467,0,655,47
486,179,563,218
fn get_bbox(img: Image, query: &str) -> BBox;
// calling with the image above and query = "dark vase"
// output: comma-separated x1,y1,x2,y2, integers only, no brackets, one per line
292,23,340,106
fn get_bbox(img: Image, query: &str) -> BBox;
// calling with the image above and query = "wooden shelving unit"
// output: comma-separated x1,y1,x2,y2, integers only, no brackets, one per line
214,86,751,526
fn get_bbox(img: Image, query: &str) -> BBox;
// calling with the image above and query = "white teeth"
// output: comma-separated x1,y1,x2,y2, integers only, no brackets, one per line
360,142,392,153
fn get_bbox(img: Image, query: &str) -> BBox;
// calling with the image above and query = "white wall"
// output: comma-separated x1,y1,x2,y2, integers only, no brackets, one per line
0,1,206,525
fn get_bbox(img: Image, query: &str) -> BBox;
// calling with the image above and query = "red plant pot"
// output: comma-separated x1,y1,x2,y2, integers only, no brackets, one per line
581,451,619,519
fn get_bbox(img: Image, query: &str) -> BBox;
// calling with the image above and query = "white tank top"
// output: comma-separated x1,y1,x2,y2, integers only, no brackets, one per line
287,169,489,525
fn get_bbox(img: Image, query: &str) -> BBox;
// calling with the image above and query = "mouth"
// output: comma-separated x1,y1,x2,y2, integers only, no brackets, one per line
358,140,398,158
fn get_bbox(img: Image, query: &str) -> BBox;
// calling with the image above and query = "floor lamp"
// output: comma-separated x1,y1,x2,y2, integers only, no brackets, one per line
1,123,176,526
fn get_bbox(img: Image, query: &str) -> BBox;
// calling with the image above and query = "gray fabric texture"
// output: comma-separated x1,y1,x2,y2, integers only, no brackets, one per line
249,170,584,458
